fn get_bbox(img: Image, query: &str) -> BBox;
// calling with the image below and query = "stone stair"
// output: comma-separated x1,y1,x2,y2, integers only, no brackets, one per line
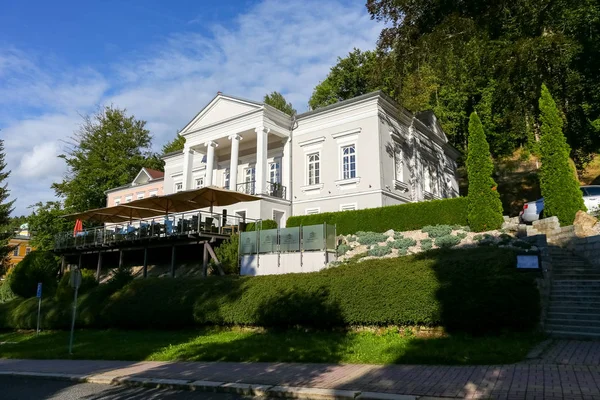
546,247,600,339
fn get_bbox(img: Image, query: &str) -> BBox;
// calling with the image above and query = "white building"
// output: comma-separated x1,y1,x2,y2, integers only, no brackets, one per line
163,91,460,227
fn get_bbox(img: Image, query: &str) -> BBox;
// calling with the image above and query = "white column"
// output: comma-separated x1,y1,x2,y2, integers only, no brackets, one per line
182,146,194,191
255,126,269,195
204,141,218,187
281,137,291,200
228,134,242,191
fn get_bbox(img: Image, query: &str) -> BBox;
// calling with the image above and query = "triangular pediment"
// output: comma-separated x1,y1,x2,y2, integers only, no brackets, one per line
132,169,151,185
181,94,263,134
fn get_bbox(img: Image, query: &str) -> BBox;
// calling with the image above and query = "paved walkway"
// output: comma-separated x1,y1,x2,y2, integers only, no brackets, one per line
1,340,600,399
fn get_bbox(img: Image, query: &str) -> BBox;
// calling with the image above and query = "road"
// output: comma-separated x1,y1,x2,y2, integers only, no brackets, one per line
0,376,257,400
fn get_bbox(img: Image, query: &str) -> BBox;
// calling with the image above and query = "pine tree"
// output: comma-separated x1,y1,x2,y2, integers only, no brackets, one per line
466,112,504,232
538,84,585,225
0,139,16,269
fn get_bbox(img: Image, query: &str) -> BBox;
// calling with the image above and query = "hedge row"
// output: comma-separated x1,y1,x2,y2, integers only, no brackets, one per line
286,197,469,235
0,247,539,334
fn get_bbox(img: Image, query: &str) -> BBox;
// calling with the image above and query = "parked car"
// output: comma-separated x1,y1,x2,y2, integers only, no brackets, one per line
519,185,600,223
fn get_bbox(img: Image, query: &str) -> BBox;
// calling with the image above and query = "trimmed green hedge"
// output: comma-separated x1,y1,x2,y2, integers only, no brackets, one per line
0,247,539,334
286,198,469,235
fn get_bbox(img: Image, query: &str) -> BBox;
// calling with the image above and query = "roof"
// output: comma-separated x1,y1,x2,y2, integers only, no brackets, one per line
297,91,385,119
145,168,164,180
161,150,184,159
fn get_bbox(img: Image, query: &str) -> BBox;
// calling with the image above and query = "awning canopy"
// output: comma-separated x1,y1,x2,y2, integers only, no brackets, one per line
63,186,261,223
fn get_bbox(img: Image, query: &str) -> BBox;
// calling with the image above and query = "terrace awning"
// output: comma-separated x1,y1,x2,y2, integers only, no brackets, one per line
62,186,261,223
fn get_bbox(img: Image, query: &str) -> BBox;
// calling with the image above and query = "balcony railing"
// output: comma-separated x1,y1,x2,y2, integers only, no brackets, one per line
54,209,259,250
236,181,287,199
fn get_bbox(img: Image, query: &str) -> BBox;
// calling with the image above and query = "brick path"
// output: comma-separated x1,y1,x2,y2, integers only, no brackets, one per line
1,340,600,399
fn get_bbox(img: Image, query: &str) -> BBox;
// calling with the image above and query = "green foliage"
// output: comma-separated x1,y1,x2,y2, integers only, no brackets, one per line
337,243,351,256
0,247,539,334
51,106,162,212
538,84,586,225
434,235,462,249
365,0,600,160
161,133,185,154
421,225,453,238
56,269,98,303
388,237,417,250
27,202,72,251
264,92,296,116
357,232,388,245
420,238,433,251
0,139,15,269
8,251,60,298
466,113,504,232
245,219,278,231
287,197,468,235
213,235,239,275
0,280,15,303
456,232,468,240
308,49,395,109
367,245,392,257
473,234,483,241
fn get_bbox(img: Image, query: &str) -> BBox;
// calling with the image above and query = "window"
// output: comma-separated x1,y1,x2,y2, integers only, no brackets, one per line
243,167,255,194
585,187,600,196
341,145,356,180
423,162,431,193
307,153,320,185
174,182,183,192
195,177,205,189
223,169,230,189
149,190,158,197
269,161,281,183
394,149,404,182
431,166,439,195
114,198,121,206
12,246,19,257
125,195,132,203
136,192,145,200
25,247,31,255
340,203,357,211
305,207,320,215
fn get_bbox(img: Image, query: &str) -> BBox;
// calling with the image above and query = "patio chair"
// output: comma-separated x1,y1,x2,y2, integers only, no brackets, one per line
164,219,174,235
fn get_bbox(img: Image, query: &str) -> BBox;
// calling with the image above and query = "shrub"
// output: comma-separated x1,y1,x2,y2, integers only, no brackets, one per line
0,280,15,303
357,232,388,245
456,232,468,240
286,198,468,235
337,243,351,256
245,219,278,231
422,225,453,238
473,234,483,241
538,84,586,225
56,269,98,303
368,245,392,257
420,238,433,251
466,112,504,232
9,251,60,298
389,237,417,250
0,248,539,334
213,235,239,274
435,235,462,249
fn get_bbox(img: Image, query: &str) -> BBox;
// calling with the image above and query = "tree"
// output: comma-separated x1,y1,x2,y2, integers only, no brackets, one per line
466,112,504,232
0,139,15,271
308,49,394,110
162,132,185,154
52,106,162,211
28,202,72,251
538,84,585,225
264,92,296,116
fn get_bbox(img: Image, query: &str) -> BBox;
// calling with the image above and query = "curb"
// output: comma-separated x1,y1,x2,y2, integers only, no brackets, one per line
0,370,429,400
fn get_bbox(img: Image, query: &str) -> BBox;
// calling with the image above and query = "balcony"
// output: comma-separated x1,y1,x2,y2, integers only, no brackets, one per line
236,181,287,200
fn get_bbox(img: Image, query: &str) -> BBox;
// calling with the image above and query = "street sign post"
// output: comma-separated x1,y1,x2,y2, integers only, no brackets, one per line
36,283,42,336
68,268,82,354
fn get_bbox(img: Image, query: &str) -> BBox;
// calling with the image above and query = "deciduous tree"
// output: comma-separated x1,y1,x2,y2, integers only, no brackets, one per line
264,92,296,116
162,132,185,154
0,139,15,272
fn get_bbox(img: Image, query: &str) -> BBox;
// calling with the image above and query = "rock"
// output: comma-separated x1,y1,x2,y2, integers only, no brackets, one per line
384,229,395,237
574,210,598,237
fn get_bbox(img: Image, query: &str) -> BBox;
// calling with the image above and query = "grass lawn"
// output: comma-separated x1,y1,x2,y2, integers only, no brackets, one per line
0,328,542,365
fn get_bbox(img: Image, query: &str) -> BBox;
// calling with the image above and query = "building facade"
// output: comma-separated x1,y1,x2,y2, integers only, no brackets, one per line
105,168,165,207
159,91,460,227
7,224,33,267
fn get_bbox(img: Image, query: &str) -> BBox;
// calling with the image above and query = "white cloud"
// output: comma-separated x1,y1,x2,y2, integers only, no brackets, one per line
2,0,381,215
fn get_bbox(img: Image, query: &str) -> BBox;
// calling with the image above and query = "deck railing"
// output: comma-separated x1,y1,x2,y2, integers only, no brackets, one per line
236,181,286,199
54,209,260,250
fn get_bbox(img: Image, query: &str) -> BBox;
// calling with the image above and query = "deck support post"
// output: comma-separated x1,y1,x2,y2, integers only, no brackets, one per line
119,249,124,268
61,256,66,276
202,242,209,277
143,247,148,278
78,253,82,270
170,245,176,278
96,252,103,281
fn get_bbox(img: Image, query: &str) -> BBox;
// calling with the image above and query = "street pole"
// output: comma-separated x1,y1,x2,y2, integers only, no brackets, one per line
36,282,42,336
68,284,79,354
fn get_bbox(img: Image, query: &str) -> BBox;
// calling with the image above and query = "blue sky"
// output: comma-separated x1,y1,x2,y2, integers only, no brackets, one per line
0,0,381,215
